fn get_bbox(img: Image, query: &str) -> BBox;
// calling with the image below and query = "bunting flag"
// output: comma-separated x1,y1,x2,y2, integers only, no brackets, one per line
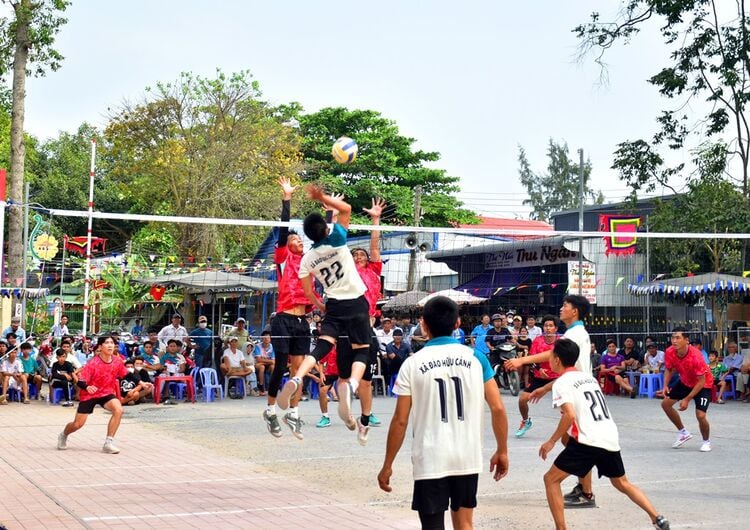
616,276,625,286
64,235,108,256
654,273,666,280
599,214,641,256
743,271,750,278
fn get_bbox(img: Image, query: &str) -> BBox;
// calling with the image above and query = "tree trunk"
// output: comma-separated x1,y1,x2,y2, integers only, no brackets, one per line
7,0,30,287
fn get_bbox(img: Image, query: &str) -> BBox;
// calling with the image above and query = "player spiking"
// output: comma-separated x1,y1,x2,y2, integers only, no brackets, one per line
277,185,373,440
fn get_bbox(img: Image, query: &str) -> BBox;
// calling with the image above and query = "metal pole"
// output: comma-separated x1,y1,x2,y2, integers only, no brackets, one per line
59,240,66,298
82,139,96,337
645,216,650,336
406,185,423,291
0,169,6,286
577,149,584,296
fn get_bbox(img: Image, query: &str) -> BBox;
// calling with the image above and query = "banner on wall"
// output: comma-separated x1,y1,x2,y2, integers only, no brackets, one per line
599,214,641,256
568,261,597,305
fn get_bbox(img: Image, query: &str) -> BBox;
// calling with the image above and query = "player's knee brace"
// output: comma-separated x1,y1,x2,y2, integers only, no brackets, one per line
311,339,334,361
352,346,371,366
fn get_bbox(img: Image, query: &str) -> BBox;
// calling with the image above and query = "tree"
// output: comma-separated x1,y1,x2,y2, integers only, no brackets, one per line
0,0,68,285
104,70,303,260
29,123,139,249
575,1,750,200
298,107,476,227
518,139,604,222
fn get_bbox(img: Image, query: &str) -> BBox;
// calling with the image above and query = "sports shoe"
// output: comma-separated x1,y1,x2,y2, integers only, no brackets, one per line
564,492,596,508
316,416,331,428
369,414,382,427
356,417,370,446
62,401,74,407
57,433,67,450
102,441,120,454
699,440,712,452
515,418,533,438
338,381,354,425
672,431,693,448
263,410,282,438
277,378,300,410
23,398,30,404
283,413,305,440
654,515,670,529
563,483,583,502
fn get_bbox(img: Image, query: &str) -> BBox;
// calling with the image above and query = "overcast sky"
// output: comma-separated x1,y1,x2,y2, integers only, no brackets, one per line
17,1,692,218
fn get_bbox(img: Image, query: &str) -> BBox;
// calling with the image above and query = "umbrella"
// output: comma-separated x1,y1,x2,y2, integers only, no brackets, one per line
381,290,430,312
418,289,488,307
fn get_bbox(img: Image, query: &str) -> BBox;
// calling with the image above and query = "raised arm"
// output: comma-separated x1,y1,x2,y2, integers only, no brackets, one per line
363,197,386,262
306,184,352,228
277,177,298,246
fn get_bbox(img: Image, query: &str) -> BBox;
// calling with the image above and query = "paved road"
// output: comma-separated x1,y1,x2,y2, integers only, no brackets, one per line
1,389,748,529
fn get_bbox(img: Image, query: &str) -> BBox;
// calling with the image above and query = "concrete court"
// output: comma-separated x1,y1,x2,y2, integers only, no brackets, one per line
1,389,748,530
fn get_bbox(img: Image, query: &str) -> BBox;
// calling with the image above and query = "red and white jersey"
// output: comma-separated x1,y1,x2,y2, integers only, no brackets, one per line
357,260,382,317
275,245,317,313
664,345,713,388
78,354,128,402
552,370,620,452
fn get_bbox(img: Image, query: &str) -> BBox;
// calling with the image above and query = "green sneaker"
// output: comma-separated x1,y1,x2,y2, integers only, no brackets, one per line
369,414,382,427
316,416,331,428
515,418,532,438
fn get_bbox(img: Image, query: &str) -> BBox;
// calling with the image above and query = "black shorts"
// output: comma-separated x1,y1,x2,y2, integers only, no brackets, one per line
320,296,371,346
271,312,311,356
336,336,373,380
320,375,338,388
412,474,478,514
77,395,117,415
523,376,553,393
554,437,625,479
666,381,711,412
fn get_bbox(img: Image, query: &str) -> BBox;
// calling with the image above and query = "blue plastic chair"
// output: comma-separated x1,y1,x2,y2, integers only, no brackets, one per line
199,368,224,402
190,366,201,398
52,383,74,404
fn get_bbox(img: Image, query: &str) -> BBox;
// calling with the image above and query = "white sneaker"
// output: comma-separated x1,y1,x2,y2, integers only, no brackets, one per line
671,431,692,448
102,441,120,454
57,433,67,450
338,381,353,426
356,417,370,446
277,378,299,410
700,440,712,452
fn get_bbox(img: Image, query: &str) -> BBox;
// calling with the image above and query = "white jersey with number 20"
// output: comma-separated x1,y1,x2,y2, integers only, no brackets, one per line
552,370,620,452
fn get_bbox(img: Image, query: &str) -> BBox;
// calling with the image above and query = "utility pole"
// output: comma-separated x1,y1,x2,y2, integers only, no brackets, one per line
577,149,584,296
406,185,423,291
20,182,29,322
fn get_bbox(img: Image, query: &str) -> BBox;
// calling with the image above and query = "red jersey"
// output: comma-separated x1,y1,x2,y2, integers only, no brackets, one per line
665,345,713,388
357,260,382,317
529,334,560,380
78,354,128,402
275,245,318,313
320,348,339,376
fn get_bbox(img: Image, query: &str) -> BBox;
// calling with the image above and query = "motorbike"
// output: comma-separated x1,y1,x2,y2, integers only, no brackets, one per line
490,342,521,396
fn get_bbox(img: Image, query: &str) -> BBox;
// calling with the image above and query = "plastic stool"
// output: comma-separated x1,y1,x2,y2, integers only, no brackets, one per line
722,374,737,401
638,373,663,399
310,382,319,399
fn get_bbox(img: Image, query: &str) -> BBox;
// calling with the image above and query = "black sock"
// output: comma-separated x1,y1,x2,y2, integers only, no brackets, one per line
360,414,370,427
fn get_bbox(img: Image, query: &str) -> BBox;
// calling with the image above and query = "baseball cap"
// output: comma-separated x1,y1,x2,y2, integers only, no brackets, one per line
382,317,392,322
393,328,404,336
228,336,239,342
646,343,657,349
236,317,246,323
198,315,208,322
171,313,182,320
491,313,503,321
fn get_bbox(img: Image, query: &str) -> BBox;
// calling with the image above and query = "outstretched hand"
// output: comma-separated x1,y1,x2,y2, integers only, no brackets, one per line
363,197,386,219
278,177,298,198
305,184,325,202
323,192,345,215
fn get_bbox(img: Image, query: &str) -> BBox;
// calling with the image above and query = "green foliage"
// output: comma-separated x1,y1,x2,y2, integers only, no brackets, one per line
517,139,603,222
575,1,750,198
298,107,477,227
104,70,303,259
0,0,69,77
648,168,750,275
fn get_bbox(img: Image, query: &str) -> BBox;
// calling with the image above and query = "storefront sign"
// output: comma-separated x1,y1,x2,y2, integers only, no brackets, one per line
568,261,597,304
486,244,578,270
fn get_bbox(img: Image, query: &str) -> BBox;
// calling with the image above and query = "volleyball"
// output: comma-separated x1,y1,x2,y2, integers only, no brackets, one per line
331,136,358,164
